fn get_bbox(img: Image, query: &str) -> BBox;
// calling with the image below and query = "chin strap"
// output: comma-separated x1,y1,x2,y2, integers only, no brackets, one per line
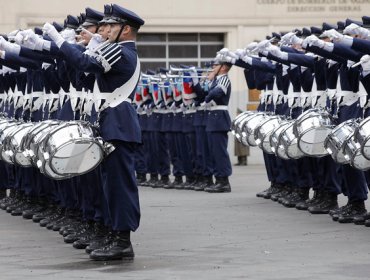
115,24,125,43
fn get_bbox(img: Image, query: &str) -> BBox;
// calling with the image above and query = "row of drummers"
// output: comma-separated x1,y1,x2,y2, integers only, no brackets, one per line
0,117,111,180
232,108,370,171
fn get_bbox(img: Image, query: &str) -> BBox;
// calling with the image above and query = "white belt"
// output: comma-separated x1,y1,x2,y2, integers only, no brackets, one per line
312,90,327,108
336,90,359,107
153,108,167,114
209,105,228,111
184,109,196,114
272,90,284,105
175,108,183,113
326,89,336,100
300,91,312,108
285,92,301,108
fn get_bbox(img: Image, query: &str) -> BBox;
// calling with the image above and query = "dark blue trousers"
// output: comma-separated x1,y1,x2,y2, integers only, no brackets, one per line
101,141,140,232
206,131,232,177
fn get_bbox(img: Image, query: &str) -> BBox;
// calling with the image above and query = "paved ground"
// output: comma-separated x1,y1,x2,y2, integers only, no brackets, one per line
1,165,370,280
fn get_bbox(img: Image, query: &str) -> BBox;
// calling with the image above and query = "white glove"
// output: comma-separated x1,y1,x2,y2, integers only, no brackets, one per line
189,69,199,86
290,35,303,46
242,55,252,65
344,23,370,39
60,29,76,44
246,42,258,51
17,30,45,51
42,22,64,48
359,55,370,72
234,48,247,59
217,48,230,56
226,51,239,59
223,55,236,64
87,33,104,51
256,39,271,52
281,32,296,44
307,36,325,48
321,29,343,41
0,36,20,54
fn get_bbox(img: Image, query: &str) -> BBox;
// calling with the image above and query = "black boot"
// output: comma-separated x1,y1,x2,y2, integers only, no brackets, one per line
337,200,367,224
183,175,199,190
152,175,170,189
271,185,291,202
330,203,352,221
194,176,213,191
308,191,338,214
147,174,159,188
73,222,108,249
136,173,148,187
282,188,310,208
296,190,324,211
11,196,38,216
86,231,115,254
0,189,6,200
89,231,134,261
175,176,194,190
277,186,295,204
0,189,16,210
256,183,281,199
204,177,231,193
353,212,370,225
164,176,182,189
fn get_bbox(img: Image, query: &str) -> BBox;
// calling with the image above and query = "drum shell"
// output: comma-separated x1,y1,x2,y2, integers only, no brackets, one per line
293,109,333,157
244,113,268,146
279,121,304,160
254,116,281,154
343,135,370,171
355,117,370,161
324,120,357,164
270,121,290,157
43,121,104,177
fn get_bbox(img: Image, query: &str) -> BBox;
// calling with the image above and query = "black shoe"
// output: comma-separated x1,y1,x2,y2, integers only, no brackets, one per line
277,186,295,204
147,174,159,188
32,205,56,223
330,203,352,221
0,189,6,200
86,232,115,254
89,231,134,261
296,190,324,211
308,191,338,214
183,176,199,190
136,173,148,187
270,186,291,202
204,177,231,193
175,176,194,190
194,176,213,191
262,183,283,199
282,188,310,208
353,212,370,225
73,223,107,249
64,221,94,243
152,175,170,189
163,176,182,189
337,200,367,224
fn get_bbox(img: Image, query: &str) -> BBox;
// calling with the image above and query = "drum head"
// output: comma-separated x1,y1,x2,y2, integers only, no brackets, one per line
49,140,103,175
298,128,331,157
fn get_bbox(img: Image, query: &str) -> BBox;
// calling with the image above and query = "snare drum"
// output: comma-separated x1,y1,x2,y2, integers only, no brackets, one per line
254,115,281,154
293,108,334,157
354,116,370,161
279,121,304,160
324,119,358,164
243,112,268,146
232,111,254,143
4,123,34,166
42,121,104,177
343,133,370,171
0,122,20,164
270,121,290,158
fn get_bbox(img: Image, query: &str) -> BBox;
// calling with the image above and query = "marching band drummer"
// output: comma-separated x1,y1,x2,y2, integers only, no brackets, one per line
42,4,144,261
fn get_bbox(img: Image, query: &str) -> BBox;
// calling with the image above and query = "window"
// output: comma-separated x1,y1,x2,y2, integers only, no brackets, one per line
137,33,224,72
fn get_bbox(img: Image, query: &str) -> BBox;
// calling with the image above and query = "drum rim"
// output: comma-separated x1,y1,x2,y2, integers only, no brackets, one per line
48,139,104,176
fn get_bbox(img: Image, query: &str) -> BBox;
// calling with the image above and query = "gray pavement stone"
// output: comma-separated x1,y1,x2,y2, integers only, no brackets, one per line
0,165,370,279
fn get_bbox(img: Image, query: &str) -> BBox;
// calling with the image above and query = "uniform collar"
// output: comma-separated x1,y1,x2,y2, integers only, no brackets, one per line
216,73,227,80
118,40,135,45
